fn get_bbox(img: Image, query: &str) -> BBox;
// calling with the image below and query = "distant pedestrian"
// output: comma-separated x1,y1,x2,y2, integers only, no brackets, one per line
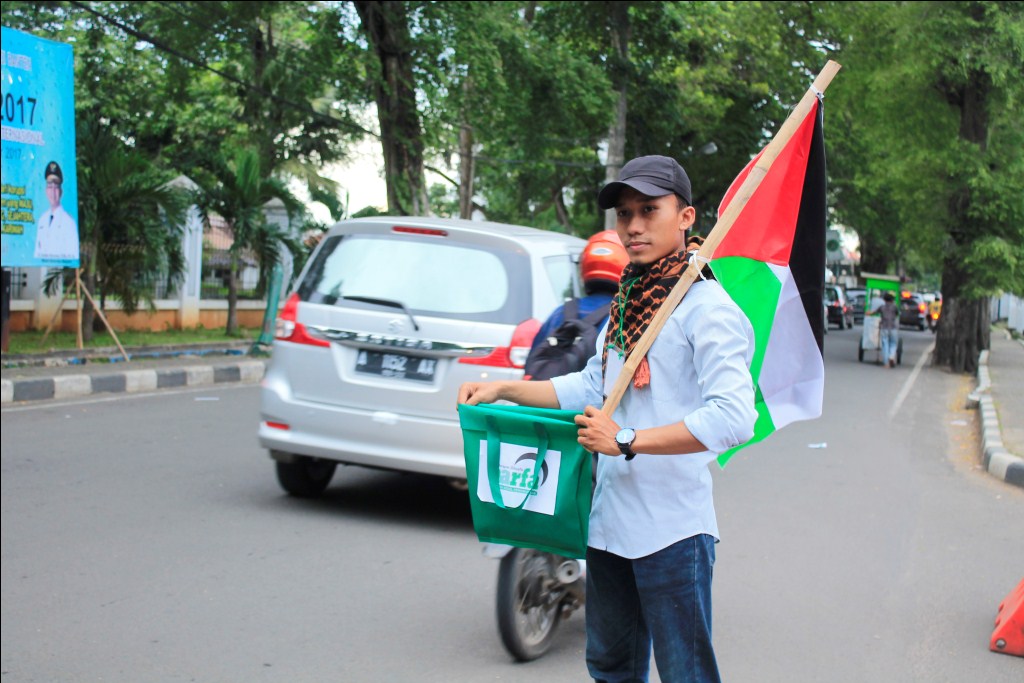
871,292,899,367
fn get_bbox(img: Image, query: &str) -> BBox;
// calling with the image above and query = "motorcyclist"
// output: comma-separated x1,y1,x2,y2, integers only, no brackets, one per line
528,230,629,358
929,293,942,331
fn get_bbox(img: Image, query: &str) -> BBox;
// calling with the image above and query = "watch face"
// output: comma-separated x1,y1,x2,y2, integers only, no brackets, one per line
616,428,635,445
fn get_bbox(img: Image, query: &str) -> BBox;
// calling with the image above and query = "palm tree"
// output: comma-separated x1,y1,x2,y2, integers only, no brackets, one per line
48,116,189,342
191,147,303,336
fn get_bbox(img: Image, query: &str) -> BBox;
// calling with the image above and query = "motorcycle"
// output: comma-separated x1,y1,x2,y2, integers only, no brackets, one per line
928,304,941,333
485,543,586,661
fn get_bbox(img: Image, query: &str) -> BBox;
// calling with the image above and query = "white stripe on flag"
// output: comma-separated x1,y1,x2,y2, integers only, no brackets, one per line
759,264,825,428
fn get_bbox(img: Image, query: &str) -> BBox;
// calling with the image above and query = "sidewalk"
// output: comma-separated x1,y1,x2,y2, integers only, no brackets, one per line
1,342,267,404
973,327,1024,488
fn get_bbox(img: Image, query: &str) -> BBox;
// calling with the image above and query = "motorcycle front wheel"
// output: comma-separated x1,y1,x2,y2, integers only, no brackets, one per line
496,548,565,661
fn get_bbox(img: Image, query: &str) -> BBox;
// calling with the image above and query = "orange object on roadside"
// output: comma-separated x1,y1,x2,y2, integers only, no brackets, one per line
990,578,1024,657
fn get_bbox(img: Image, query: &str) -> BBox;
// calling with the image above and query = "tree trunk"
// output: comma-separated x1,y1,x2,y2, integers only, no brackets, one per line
80,241,99,342
458,120,475,219
553,186,571,231
933,254,989,374
603,6,630,231
933,64,992,373
226,252,239,336
354,1,430,216
244,15,276,175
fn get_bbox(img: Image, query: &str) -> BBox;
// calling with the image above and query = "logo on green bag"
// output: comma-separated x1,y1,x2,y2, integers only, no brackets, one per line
478,441,561,515
499,452,550,494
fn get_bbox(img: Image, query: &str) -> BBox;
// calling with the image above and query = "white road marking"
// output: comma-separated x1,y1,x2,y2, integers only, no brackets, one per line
1,382,252,413
889,340,936,419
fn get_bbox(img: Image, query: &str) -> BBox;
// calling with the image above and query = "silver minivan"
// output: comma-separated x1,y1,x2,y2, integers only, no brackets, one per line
258,216,587,496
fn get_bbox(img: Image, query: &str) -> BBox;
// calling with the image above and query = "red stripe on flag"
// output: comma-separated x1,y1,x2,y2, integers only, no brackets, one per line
714,105,819,266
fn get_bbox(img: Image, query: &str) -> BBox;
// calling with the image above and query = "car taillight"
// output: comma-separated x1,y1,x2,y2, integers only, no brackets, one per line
392,226,448,237
918,303,927,314
275,293,330,348
458,319,541,369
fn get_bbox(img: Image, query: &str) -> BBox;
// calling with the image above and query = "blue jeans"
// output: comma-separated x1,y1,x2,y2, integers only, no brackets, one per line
585,535,720,683
880,327,899,364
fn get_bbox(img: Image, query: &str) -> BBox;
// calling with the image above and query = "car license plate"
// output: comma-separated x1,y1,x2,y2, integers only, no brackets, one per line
355,350,437,382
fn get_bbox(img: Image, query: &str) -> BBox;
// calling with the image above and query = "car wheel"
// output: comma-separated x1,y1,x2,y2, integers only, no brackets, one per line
858,341,864,362
276,457,337,498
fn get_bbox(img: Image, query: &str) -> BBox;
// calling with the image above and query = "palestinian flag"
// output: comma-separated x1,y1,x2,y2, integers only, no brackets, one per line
710,97,827,466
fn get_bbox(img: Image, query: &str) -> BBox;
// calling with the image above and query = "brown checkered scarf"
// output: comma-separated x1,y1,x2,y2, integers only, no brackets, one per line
601,236,710,389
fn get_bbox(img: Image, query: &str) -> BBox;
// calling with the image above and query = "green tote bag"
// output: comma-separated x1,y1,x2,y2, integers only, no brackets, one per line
457,403,592,559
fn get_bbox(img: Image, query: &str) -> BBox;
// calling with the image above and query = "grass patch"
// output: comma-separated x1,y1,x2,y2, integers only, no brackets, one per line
5,327,261,355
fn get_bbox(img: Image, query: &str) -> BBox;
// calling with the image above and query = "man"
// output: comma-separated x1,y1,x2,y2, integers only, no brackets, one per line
34,161,79,262
871,292,900,367
459,155,757,683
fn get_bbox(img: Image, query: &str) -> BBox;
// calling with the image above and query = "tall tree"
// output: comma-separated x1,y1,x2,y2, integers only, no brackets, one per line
353,1,431,215
191,147,301,336
927,1,1024,371
827,1,1024,373
514,1,829,235
72,116,189,341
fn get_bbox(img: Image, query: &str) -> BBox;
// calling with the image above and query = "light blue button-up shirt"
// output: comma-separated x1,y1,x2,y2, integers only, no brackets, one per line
550,279,757,559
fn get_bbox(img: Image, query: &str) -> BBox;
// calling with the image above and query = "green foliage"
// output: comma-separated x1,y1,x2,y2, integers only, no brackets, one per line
4,0,1021,315
826,0,1023,300
65,114,188,316
190,146,303,333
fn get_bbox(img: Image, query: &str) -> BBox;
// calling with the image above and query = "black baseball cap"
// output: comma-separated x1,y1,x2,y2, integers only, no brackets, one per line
45,161,63,183
598,155,691,210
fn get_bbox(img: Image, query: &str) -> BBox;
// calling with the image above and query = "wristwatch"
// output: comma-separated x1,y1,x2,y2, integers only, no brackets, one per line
615,427,638,461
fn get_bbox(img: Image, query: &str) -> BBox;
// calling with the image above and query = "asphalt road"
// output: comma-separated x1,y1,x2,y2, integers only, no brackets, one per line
2,326,1022,682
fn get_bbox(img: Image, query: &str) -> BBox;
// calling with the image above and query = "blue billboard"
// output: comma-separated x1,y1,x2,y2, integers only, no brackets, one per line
1,27,79,268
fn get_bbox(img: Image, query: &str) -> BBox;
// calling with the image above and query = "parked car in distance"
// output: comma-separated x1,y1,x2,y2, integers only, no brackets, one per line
824,284,854,329
258,216,587,497
899,292,928,330
846,287,866,324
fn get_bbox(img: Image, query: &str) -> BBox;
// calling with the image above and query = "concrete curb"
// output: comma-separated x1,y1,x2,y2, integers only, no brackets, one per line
974,334,1024,489
1,359,267,405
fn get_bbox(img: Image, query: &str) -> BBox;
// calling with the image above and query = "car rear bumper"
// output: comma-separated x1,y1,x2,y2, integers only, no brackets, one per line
258,384,467,479
900,315,927,328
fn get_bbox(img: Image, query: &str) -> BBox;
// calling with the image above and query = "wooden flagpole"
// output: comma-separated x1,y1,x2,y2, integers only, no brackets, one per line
75,267,83,349
602,60,841,415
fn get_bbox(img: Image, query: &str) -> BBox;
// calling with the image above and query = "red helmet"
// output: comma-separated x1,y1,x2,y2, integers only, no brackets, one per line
581,230,628,286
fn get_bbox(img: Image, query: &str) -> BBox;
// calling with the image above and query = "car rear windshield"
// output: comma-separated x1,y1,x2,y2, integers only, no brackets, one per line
297,233,532,324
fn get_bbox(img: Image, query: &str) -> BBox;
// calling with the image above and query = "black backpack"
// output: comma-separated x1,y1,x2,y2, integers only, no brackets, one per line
524,299,608,380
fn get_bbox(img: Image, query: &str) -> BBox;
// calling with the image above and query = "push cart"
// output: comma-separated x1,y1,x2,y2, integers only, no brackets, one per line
858,314,903,364
856,272,904,365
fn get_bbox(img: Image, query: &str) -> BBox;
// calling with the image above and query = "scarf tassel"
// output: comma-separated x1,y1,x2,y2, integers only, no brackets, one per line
633,356,651,389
